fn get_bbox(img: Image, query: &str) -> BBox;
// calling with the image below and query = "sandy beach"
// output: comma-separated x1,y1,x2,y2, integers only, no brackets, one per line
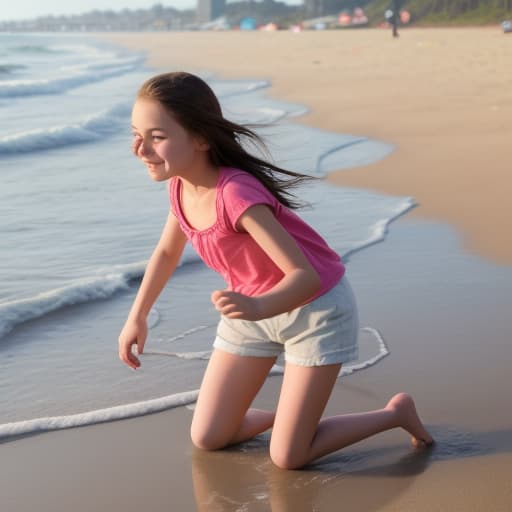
2,28,512,511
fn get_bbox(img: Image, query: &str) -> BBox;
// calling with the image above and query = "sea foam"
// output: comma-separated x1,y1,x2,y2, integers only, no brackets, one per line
0,102,131,155
0,254,201,340
0,62,141,98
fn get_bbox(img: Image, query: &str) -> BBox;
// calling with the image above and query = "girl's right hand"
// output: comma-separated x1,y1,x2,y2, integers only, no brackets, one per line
118,316,147,369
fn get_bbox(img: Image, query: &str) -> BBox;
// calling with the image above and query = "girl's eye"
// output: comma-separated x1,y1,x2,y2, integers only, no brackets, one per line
132,133,142,140
152,135,165,141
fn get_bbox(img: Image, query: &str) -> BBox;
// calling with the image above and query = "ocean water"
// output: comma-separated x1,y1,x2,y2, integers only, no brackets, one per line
0,33,413,439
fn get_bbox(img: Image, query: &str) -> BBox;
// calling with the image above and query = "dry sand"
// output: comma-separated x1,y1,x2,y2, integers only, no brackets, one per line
103,27,512,266
2,28,512,511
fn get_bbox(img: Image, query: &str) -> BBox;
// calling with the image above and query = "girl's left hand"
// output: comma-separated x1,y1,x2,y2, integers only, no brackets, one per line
211,290,263,321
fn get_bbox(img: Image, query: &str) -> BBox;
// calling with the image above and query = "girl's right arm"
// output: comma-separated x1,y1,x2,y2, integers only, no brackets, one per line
118,212,187,369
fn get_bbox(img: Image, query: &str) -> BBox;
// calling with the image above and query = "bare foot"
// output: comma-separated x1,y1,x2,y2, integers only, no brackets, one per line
386,393,434,448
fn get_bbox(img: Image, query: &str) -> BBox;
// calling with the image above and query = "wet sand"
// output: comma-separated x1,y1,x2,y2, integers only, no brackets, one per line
2,218,512,511
1,28,511,511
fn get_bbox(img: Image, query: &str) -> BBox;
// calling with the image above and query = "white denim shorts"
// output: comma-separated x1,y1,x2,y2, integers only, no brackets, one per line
213,276,359,367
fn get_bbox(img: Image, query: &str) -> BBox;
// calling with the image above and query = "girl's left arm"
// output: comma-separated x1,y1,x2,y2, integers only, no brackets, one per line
211,204,321,320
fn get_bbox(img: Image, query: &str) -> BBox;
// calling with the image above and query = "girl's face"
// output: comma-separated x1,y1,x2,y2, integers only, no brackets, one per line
131,98,208,181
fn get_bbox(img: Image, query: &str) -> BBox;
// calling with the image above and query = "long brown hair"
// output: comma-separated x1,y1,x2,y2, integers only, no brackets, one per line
137,71,316,209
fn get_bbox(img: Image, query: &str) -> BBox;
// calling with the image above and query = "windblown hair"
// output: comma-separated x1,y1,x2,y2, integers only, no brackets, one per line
137,71,316,209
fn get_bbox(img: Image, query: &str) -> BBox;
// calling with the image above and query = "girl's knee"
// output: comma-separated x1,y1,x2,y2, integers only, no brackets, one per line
269,441,307,470
190,424,229,451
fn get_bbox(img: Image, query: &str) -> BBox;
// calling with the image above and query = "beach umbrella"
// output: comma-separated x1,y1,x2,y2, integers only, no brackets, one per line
240,17,256,31
400,10,411,24
338,11,352,26
352,7,368,26
260,22,278,31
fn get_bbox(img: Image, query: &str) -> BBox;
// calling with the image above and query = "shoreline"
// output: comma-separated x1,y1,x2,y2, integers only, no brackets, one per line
99,27,512,266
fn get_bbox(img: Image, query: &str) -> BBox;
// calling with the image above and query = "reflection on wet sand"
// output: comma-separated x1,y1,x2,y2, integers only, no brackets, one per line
191,431,435,512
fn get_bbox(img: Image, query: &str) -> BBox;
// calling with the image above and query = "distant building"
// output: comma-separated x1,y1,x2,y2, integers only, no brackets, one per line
197,0,226,23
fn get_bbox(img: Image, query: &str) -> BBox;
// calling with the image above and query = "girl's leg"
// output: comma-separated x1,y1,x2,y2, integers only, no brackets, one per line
190,349,277,450
269,362,433,470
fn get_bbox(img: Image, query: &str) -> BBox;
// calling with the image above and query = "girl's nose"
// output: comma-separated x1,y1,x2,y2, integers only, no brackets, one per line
137,139,152,158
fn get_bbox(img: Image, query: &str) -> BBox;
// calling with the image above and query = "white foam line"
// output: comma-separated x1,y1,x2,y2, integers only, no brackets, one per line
166,324,215,343
0,390,199,441
315,138,369,174
229,106,289,125
340,327,390,376
0,102,132,155
341,198,417,262
145,350,211,360
0,64,139,98
216,79,271,99
0,274,133,339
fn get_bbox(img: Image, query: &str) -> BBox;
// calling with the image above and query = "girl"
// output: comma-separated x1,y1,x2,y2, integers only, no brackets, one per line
119,71,433,470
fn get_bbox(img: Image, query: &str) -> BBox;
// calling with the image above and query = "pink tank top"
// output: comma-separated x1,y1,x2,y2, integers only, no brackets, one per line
169,167,345,302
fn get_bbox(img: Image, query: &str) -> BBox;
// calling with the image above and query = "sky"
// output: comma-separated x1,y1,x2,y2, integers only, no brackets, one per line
1,0,302,22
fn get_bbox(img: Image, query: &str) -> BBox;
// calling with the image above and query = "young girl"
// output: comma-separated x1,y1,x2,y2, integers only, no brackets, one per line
119,71,433,470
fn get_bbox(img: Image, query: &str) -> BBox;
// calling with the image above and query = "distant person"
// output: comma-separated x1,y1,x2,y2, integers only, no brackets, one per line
387,0,403,38
119,71,434,469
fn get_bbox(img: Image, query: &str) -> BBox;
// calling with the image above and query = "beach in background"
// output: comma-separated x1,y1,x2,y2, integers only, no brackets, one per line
1,28,512,511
